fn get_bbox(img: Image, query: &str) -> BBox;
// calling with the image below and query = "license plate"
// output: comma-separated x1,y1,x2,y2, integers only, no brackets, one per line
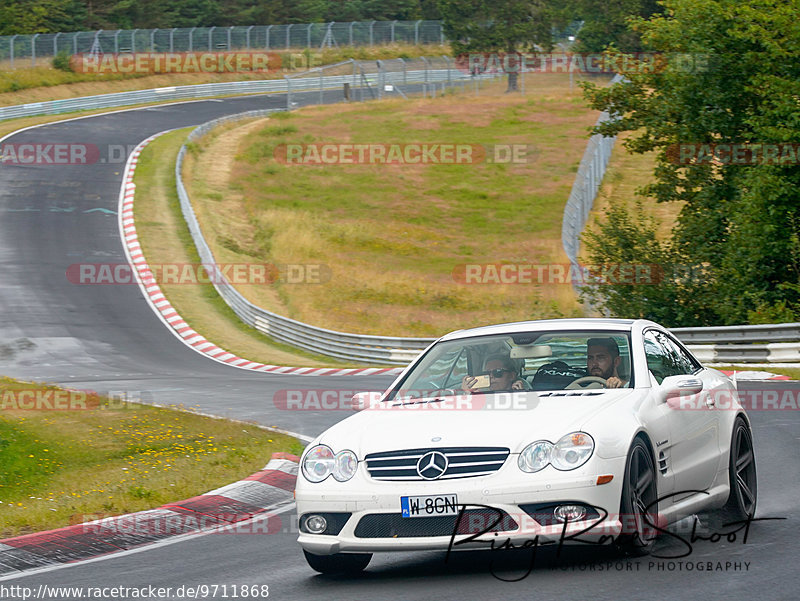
401,494,459,518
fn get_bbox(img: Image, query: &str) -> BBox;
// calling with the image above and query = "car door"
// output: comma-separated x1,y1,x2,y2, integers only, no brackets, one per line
643,329,721,497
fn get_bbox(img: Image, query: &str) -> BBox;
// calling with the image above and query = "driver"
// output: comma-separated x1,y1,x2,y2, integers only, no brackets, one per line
586,338,627,389
462,354,527,393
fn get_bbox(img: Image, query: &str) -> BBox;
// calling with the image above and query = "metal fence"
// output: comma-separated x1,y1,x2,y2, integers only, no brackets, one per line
284,55,468,108
561,73,623,274
168,69,799,365
0,21,445,69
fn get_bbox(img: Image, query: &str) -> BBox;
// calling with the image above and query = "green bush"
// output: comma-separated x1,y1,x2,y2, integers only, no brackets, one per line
52,51,73,72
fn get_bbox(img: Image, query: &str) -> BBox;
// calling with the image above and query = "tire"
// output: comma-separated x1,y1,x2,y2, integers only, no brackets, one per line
615,438,659,556
718,417,757,524
303,550,372,575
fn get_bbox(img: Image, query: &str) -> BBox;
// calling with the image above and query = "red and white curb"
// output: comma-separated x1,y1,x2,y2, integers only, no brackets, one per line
719,370,790,381
118,133,403,378
0,454,299,579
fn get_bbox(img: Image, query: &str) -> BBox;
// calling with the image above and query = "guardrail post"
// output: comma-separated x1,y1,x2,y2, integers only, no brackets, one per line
415,20,422,45
400,57,407,84
227,26,233,50
369,21,375,46
322,22,334,49
53,32,61,56
114,30,121,53
131,29,138,53
246,25,254,49
31,33,39,67
208,26,215,51
170,28,176,52
9,35,16,69
286,24,292,49
443,54,451,86
349,21,356,46
307,23,313,48
376,60,383,99
440,23,445,45
73,32,78,54
189,27,195,52
421,56,430,84
150,29,156,52
285,75,292,110
320,66,324,104
391,20,397,43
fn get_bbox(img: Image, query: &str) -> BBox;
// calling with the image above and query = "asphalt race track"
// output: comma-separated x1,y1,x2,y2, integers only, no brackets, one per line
1,92,799,600
0,90,395,438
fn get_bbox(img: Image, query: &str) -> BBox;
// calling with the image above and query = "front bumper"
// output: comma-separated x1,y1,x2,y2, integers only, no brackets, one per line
296,454,628,555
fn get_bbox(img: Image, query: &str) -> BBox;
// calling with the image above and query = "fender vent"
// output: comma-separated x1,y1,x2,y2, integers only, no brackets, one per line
658,451,668,475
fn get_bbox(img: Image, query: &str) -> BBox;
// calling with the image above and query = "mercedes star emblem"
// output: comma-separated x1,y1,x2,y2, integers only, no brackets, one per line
416,451,448,480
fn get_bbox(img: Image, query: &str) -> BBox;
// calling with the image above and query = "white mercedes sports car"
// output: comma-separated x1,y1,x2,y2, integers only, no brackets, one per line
295,319,757,574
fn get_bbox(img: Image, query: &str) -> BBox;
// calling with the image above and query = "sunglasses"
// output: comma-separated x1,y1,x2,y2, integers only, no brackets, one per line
485,368,513,378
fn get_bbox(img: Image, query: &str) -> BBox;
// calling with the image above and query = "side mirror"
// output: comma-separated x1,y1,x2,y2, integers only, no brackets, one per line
351,391,383,412
658,375,703,404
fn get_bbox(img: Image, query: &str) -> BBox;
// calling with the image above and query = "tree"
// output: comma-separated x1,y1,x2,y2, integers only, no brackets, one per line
570,0,661,53
582,0,800,324
0,0,86,34
437,0,566,91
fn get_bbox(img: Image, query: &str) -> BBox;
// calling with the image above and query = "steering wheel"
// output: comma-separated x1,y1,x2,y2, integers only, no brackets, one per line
565,376,607,390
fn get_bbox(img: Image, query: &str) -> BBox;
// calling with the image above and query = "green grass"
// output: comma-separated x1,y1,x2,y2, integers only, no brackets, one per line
0,377,301,537
714,365,800,380
132,128,356,368
0,43,448,100
186,75,598,337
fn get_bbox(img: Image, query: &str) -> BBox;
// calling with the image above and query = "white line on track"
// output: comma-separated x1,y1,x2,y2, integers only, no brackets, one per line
0,501,298,582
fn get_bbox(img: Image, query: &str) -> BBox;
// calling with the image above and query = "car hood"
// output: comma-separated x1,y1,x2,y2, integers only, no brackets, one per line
317,389,636,457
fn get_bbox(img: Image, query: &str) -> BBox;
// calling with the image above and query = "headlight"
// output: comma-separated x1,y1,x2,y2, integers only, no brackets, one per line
551,432,594,471
302,445,335,482
333,450,358,482
518,432,594,473
518,440,553,473
302,445,358,483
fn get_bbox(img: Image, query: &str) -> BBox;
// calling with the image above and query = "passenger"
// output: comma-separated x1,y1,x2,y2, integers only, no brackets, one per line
462,354,527,392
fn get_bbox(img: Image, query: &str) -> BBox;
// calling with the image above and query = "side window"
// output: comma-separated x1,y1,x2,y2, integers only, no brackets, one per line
663,334,700,374
644,330,693,384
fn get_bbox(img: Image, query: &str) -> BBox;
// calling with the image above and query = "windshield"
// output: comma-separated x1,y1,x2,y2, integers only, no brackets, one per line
386,330,633,401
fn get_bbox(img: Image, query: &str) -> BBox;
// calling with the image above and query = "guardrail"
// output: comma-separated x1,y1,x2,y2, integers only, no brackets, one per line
672,323,800,364
0,62,466,122
174,105,448,364
175,115,800,365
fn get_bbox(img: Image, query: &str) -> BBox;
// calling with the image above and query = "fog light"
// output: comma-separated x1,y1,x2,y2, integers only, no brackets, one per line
554,505,587,523
305,515,328,534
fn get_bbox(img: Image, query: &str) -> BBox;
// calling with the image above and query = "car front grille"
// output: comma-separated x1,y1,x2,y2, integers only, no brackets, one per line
354,509,518,538
364,447,509,481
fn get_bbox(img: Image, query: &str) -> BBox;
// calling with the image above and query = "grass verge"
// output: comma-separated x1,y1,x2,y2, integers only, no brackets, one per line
0,376,301,537
133,128,354,368
0,44,448,105
581,133,679,250
184,74,601,337
714,365,800,380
